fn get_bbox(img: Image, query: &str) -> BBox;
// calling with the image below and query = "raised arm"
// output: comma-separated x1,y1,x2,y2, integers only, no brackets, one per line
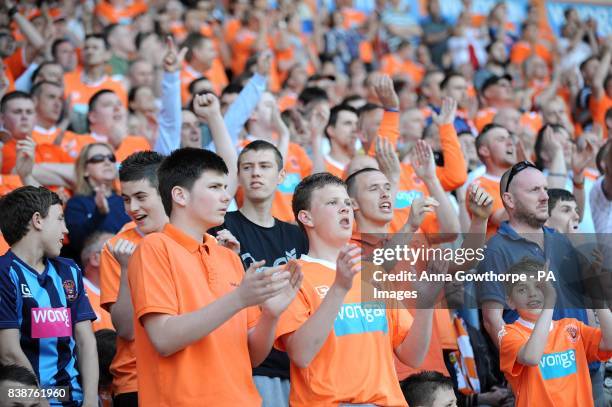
154,37,187,155
221,52,270,147
193,93,238,197
283,244,360,368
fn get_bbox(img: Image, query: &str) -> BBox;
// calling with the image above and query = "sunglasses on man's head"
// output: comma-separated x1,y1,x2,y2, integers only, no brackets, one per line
86,153,116,164
504,160,537,193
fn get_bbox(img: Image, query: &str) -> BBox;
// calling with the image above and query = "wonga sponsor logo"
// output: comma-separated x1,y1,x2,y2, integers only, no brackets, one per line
31,307,72,339
395,190,423,209
539,349,577,380
333,302,388,336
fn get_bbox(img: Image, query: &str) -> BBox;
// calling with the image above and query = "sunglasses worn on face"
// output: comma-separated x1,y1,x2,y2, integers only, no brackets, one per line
87,153,116,164
504,161,537,193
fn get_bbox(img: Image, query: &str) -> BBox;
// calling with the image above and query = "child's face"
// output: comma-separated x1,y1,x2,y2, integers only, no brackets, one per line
430,387,457,407
183,170,231,229
547,199,579,233
121,179,167,235
41,204,69,258
508,278,545,316
303,185,354,245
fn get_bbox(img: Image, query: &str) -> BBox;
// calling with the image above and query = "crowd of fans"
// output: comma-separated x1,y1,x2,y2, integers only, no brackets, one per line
0,0,612,406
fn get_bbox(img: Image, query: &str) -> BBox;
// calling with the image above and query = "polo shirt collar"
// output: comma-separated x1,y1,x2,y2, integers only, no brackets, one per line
497,221,556,242
162,223,212,254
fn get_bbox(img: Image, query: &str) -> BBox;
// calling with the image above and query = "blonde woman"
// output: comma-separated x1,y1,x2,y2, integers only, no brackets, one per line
64,143,130,261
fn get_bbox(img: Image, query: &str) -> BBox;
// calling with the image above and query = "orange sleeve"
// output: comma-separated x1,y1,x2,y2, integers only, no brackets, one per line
499,324,528,378
297,145,313,177
510,43,530,65
435,123,467,191
578,321,612,362
274,287,312,351
128,237,179,323
99,240,121,312
377,110,400,149
4,48,26,79
389,307,413,348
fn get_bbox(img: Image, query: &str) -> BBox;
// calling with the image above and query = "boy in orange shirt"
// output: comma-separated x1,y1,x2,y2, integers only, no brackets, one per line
275,172,446,406
499,258,612,407
99,151,168,406
127,146,303,407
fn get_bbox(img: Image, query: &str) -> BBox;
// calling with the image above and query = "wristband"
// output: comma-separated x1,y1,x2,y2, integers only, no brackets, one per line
548,172,566,177
385,108,399,113
572,179,584,189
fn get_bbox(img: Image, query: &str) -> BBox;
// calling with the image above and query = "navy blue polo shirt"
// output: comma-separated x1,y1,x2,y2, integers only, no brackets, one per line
0,251,96,406
477,221,588,324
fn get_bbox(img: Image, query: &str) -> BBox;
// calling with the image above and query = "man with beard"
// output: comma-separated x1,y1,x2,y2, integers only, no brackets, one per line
478,162,592,351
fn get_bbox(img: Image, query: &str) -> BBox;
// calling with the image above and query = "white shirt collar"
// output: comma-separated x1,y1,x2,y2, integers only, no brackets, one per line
516,317,553,332
300,254,336,270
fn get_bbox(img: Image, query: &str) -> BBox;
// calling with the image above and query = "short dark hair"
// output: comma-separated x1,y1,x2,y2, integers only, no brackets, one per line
95,329,117,387
157,148,228,216
534,123,568,170
298,87,329,107
326,104,358,137
0,186,62,246
85,33,109,49
31,61,62,85
292,172,346,232
119,151,165,189
238,140,283,171
475,123,508,159
0,90,32,113
88,89,115,114
440,71,464,90
357,102,382,117
580,56,598,73
345,167,381,197
31,80,62,98
51,38,72,59
188,76,212,96
0,364,39,387
182,32,209,62
547,188,576,215
221,82,244,97
401,371,455,407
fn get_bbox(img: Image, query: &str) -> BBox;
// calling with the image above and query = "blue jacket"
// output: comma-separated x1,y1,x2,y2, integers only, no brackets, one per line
64,192,130,256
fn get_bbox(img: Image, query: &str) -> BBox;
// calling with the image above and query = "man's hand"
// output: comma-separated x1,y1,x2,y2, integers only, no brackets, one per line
407,196,439,232
162,36,188,73
333,244,361,292
14,137,35,181
432,97,457,125
467,183,494,219
261,260,304,317
309,102,330,140
412,258,450,308
542,125,563,156
255,50,272,77
409,140,437,182
193,93,222,121
107,239,137,270
571,136,596,178
375,136,400,183
216,229,241,255
235,260,291,308
372,73,399,110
